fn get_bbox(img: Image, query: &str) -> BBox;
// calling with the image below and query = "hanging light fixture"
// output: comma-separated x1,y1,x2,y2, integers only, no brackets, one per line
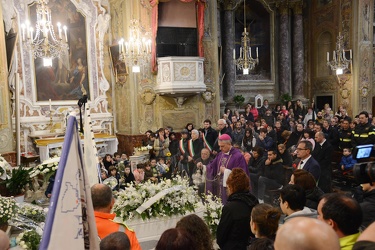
118,19,151,73
234,0,259,75
327,32,352,75
21,0,69,67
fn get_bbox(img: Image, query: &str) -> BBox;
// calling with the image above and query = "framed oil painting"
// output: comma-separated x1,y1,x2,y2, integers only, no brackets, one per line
30,0,90,101
109,44,128,84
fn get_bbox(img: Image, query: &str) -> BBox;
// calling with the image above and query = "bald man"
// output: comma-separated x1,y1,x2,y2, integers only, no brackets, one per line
275,217,340,250
0,230,10,250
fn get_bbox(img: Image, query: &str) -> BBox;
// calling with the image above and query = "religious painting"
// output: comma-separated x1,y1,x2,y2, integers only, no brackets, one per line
31,0,90,101
318,0,332,7
109,44,128,77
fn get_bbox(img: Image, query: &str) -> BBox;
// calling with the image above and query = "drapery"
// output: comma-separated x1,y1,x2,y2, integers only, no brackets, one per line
149,0,206,73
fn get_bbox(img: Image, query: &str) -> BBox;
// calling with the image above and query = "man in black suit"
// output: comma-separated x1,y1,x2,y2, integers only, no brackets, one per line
312,131,334,193
295,141,321,182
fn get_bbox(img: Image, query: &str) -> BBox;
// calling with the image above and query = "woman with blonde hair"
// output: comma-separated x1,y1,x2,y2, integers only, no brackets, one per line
217,168,258,250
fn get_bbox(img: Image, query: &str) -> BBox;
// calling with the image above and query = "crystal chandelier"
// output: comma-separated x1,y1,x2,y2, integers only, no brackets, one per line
118,19,151,73
327,32,352,75
21,0,69,67
234,0,259,75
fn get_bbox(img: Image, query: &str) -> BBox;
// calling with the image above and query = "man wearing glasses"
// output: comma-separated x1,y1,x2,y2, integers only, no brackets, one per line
295,141,321,182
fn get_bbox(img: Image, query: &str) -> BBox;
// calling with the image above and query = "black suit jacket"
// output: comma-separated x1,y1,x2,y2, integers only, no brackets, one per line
299,156,321,182
312,140,334,173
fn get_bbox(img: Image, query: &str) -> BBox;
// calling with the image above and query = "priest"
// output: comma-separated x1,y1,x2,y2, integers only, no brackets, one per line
204,134,249,204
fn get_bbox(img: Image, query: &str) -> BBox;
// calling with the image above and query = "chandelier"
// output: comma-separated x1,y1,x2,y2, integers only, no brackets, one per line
21,0,69,67
234,0,259,75
327,32,352,75
118,19,151,73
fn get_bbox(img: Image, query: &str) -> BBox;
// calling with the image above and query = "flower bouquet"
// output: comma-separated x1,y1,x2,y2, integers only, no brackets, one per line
0,196,17,226
202,192,223,237
30,157,59,183
0,155,11,181
16,230,42,250
113,176,199,221
17,203,46,223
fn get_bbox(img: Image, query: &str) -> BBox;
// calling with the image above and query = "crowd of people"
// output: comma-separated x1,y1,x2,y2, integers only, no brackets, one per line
88,99,375,249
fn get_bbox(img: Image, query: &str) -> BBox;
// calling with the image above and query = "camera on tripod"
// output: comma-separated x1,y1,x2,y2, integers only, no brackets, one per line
352,144,375,184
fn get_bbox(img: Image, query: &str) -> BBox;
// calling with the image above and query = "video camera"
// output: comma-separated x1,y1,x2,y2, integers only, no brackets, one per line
352,144,375,184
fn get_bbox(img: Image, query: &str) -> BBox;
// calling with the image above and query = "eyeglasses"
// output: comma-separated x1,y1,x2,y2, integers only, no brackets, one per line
296,148,308,151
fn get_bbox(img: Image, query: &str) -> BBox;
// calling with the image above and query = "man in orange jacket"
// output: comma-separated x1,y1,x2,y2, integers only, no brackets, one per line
91,184,141,250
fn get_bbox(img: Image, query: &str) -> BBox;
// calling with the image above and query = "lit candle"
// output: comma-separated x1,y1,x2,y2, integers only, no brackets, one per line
49,99,52,111
21,24,26,41
327,52,329,62
63,26,68,42
57,22,62,39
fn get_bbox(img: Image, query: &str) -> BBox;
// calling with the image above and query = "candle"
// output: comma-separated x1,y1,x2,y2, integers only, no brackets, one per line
30,28,33,40
249,47,252,58
350,49,352,59
333,51,336,61
21,24,26,41
256,47,259,58
327,52,329,62
240,47,242,58
233,49,236,60
57,22,62,39
49,99,52,111
63,26,68,42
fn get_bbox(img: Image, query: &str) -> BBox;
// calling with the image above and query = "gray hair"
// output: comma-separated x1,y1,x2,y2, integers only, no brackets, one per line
191,129,199,136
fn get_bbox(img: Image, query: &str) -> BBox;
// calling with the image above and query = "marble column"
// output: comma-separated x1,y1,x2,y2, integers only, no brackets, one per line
278,4,291,96
0,7,14,153
292,1,304,99
222,4,236,102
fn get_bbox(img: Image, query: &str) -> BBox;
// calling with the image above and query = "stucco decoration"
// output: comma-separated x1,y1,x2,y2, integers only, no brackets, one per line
201,90,215,103
174,63,196,81
140,88,156,105
339,88,350,99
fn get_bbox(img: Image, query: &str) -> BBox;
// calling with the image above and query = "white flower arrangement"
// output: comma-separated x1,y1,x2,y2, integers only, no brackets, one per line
103,176,118,189
30,157,60,179
16,230,41,250
203,192,223,237
17,203,46,223
135,146,149,152
0,195,17,224
113,177,199,221
0,155,12,180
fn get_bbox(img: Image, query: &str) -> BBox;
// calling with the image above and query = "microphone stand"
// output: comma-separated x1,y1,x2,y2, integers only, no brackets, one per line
77,95,88,134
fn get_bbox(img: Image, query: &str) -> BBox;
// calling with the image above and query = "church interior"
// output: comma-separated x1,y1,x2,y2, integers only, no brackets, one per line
0,0,374,163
